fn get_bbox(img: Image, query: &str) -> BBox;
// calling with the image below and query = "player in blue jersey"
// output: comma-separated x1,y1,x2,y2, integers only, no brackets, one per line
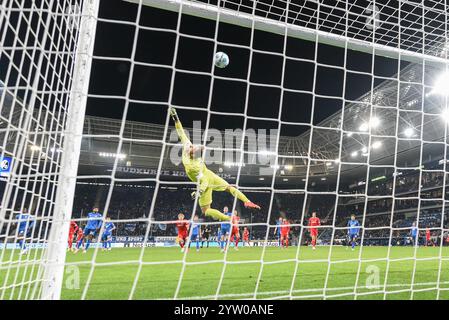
188,215,201,252
82,207,103,253
101,217,116,251
347,214,360,251
274,217,283,247
410,221,418,247
15,208,34,254
217,227,221,248
219,206,232,252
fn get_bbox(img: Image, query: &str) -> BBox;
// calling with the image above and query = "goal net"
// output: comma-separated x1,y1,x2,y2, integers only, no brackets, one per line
1,0,449,300
0,0,96,299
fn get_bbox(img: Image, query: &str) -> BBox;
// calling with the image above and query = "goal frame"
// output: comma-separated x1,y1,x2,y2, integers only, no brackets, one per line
125,0,448,66
39,0,100,300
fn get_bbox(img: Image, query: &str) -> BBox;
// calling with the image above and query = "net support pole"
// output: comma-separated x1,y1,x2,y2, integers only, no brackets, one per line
40,0,99,300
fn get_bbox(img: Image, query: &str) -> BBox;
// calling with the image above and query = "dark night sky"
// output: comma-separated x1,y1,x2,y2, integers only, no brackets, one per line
85,0,404,137
0,0,402,137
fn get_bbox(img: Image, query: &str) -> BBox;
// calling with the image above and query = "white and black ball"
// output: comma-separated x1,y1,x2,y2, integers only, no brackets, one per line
214,51,229,68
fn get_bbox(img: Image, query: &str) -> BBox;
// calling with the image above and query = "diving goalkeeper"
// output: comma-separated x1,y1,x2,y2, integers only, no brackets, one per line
170,107,261,221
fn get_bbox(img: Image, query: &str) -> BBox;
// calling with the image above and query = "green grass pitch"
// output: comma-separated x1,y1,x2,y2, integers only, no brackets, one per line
2,245,449,299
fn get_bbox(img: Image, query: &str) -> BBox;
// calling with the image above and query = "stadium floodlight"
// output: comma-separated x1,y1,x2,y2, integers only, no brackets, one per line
50,147,63,153
259,150,276,156
358,123,369,131
99,152,127,159
361,147,368,153
321,177,327,181
407,99,418,107
431,71,449,96
441,110,449,122
346,132,353,137
351,151,358,157
403,127,414,137
30,145,41,151
284,165,293,171
369,116,380,128
326,162,332,167
371,141,382,149
371,175,386,182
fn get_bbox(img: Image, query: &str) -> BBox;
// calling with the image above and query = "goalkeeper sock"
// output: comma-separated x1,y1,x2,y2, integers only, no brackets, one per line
228,186,249,203
19,239,25,250
86,239,91,250
205,208,231,221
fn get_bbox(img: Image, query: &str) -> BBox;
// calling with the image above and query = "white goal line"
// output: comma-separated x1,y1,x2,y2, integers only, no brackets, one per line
169,279,449,300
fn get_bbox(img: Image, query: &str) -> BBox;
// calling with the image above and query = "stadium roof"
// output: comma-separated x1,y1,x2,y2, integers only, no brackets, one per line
76,61,448,188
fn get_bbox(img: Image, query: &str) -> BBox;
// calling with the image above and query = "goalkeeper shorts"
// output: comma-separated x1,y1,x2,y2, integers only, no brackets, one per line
198,172,229,207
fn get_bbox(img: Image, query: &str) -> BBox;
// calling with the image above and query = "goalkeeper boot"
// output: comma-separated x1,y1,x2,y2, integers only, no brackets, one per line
244,201,261,210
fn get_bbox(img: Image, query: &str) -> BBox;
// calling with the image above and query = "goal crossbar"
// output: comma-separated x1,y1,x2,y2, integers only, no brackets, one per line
125,0,448,66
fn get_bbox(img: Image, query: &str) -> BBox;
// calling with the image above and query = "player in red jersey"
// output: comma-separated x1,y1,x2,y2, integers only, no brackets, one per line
308,211,320,250
425,228,433,247
176,213,190,252
73,227,84,253
230,210,241,251
68,221,79,251
242,227,250,246
280,218,290,248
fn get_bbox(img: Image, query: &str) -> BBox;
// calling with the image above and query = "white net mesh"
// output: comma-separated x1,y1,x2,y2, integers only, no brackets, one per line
1,0,449,300
0,0,87,299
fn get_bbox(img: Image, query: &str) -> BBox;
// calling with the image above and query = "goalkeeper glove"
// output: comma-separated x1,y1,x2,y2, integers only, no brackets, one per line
191,190,203,200
169,107,179,121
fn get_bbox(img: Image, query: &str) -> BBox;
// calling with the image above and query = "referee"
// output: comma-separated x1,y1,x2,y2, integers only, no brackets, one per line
201,226,212,248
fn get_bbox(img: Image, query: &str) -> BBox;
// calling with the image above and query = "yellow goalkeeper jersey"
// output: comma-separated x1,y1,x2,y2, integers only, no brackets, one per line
175,121,207,182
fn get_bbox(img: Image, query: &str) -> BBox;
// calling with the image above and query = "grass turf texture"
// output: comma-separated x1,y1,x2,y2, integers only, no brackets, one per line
2,246,449,299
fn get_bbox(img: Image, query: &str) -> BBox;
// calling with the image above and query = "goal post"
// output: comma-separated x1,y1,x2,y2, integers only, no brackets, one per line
40,0,100,300
0,0,98,300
